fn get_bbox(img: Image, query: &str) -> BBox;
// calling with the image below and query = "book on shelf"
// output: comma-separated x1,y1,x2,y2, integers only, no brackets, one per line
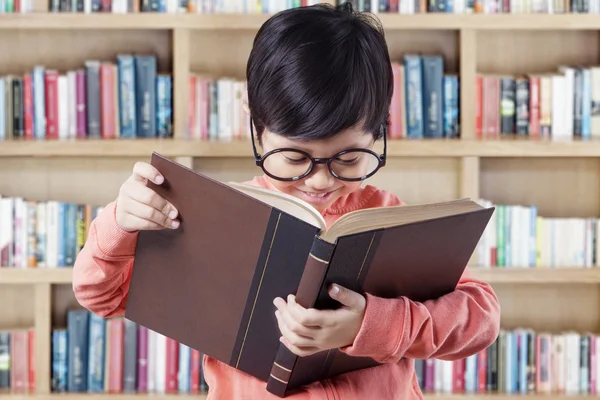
0,328,35,393
50,310,208,394
0,195,103,268
414,327,600,396
188,54,459,141
476,66,600,140
122,152,494,397
474,199,600,269
0,54,172,142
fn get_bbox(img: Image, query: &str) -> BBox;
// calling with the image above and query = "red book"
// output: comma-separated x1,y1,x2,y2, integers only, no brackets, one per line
108,318,124,393
477,348,487,392
22,74,34,139
529,76,540,137
100,63,116,139
190,349,201,393
44,70,59,139
452,358,465,393
165,338,179,393
188,75,197,138
28,329,35,392
475,75,482,138
10,330,29,393
389,63,404,139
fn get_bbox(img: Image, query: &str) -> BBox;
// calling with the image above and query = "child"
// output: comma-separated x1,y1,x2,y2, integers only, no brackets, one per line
73,2,501,399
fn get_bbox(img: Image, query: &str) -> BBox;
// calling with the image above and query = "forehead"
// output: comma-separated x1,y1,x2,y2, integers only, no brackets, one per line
263,127,373,156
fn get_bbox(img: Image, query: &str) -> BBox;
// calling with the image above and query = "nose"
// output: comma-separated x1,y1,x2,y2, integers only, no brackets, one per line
304,164,335,190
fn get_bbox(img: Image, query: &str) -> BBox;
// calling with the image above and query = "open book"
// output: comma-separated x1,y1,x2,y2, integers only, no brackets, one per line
124,152,495,397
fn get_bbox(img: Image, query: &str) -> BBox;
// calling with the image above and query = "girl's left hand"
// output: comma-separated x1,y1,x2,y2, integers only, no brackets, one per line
273,284,366,357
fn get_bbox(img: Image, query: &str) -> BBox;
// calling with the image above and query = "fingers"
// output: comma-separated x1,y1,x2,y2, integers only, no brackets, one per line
131,161,164,185
128,182,177,218
119,194,179,229
275,310,314,347
279,335,321,358
122,211,172,231
286,295,326,327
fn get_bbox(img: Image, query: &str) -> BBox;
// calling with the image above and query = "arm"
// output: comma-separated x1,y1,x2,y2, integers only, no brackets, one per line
72,200,139,319
339,269,501,363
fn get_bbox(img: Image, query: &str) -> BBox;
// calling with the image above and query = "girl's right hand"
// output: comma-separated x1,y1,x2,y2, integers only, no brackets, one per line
115,161,180,232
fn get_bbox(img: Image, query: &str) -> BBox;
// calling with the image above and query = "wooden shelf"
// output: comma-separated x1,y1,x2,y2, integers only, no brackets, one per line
0,268,73,284
4,138,600,158
2,267,599,285
0,13,600,31
469,267,600,284
0,392,596,399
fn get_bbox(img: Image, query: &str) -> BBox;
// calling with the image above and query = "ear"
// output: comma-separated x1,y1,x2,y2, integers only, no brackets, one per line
242,102,250,116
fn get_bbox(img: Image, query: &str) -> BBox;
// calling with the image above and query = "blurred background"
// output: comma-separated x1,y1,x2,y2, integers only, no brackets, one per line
0,0,598,399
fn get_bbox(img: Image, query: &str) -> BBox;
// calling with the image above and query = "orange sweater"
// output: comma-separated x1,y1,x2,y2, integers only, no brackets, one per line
72,175,501,400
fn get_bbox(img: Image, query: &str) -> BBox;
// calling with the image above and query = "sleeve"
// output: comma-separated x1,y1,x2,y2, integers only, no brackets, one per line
72,200,140,319
338,269,501,364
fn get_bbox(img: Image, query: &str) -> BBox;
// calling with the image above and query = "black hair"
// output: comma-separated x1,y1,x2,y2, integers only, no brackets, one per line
246,1,393,144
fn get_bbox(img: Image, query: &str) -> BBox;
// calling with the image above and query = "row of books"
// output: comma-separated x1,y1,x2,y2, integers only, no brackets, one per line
415,328,600,395
51,310,209,393
0,196,104,268
187,54,460,141
0,329,35,392
476,66,600,139
339,0,597,13
475,199,599,268
2,319,599,396
49,0,321,13
3,194,600,269
0,54,172,141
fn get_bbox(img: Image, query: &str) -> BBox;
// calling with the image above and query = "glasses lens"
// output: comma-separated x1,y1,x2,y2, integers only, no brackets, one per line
330,150,380,180
263,150,312,180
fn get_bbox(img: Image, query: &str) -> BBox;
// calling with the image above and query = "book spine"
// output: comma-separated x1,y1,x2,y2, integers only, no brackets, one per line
265,236,335,398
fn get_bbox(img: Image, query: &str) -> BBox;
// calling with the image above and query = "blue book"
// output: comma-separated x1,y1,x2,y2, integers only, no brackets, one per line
67,310,90,392
178,343,191,393
87,313,106,392
117,55,137,138
403,55,424,139
32,66,46,139
52,329,68,392
421,55,444,138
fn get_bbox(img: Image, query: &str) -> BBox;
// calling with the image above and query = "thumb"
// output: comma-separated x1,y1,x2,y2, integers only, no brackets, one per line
329,284,364,309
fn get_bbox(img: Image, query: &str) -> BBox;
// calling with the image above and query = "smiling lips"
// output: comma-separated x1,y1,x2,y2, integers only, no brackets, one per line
298,189,335,204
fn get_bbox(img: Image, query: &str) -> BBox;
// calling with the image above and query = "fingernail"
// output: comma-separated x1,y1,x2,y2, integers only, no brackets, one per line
155,175,164,184
171,220,179,229
169,210,177,219
331,285,339,295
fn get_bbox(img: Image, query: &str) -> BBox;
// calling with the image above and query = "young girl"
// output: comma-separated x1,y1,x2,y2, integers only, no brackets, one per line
73,2,501,399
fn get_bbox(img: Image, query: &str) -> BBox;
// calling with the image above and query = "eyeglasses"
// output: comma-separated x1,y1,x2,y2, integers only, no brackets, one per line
250,118,387,182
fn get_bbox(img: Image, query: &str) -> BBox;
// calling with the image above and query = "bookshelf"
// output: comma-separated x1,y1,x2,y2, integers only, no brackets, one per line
1,0,599,398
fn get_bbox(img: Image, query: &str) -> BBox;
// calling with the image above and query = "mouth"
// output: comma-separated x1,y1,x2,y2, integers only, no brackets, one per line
298,189,335,204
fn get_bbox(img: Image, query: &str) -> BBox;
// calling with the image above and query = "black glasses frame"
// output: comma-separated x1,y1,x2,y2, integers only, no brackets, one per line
249,117,387,182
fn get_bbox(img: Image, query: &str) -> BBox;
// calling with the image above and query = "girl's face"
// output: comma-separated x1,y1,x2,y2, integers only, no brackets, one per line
258,127,377,213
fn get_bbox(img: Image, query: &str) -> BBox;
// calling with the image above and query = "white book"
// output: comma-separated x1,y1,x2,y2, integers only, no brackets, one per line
36,202,46,267
155,332,167,393
58,75,68,140
45,201,58,268
0,198,14,267
147,329,157,392
67,71,77,139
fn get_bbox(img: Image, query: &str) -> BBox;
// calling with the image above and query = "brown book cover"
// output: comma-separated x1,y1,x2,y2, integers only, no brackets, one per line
124,152,495,397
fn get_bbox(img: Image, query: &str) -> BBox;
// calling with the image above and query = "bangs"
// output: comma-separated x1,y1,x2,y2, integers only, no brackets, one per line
247,4,393,142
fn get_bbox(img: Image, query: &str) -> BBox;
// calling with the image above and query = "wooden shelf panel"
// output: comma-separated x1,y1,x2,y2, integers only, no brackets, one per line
2,267,599,285
5,138,600,158
469,267,600,284
0,268,73,284
0,392,596,399
1,13,600,31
